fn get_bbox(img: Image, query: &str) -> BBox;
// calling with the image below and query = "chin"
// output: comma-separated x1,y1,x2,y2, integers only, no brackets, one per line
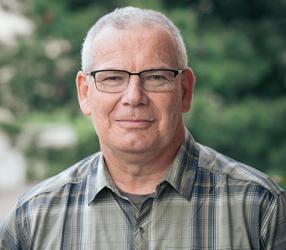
120,142,155,153
117,136,161,153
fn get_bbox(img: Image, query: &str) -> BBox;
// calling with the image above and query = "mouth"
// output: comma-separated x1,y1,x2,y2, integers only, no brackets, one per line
115,119,155,129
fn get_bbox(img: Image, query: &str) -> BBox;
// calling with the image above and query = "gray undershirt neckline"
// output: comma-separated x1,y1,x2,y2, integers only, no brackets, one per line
120,191,155,210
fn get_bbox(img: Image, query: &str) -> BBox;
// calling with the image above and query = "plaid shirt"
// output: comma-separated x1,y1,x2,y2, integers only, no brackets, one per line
1,130,286,250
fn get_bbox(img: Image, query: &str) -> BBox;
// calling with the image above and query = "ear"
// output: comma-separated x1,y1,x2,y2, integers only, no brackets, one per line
76,71,92,116
181,67,196,113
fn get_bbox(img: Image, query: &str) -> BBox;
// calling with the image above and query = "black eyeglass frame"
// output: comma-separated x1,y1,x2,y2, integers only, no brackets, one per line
86,68,184,93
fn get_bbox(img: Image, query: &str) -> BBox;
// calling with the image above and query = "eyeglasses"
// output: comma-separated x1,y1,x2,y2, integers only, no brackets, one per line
86,68,184,93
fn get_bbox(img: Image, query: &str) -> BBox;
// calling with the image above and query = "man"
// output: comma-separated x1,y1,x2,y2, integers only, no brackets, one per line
1,6,285,250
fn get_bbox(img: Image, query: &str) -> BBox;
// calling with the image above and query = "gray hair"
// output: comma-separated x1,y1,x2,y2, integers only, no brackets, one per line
81,7,188,72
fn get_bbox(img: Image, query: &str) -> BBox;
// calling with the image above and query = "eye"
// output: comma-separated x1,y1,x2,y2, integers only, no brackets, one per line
152,75,166,80
146,74,168,81
96,71,126,83
103,75,124,81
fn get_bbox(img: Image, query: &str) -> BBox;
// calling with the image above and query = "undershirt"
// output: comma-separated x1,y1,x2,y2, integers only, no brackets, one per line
120,190,155,210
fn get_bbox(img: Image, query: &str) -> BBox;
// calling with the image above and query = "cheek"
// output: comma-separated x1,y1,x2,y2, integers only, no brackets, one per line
154,93,183,126
89,93,121,128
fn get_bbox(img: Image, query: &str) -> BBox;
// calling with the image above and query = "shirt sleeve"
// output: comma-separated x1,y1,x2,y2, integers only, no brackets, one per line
0,208,20,250
260,190,286,250
0,204,30,250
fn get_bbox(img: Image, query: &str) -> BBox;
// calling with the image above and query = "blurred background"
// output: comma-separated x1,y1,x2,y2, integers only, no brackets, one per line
0,0,285,222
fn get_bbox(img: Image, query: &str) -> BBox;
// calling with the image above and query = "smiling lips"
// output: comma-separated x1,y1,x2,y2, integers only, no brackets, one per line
115,118,155,129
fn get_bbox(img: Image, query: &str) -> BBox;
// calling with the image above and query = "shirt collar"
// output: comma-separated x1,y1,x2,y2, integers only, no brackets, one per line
88,153,118,205
160,129,199,200
87,129,199,204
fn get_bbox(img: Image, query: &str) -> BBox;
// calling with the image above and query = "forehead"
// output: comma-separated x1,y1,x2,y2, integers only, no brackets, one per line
90,24,179,69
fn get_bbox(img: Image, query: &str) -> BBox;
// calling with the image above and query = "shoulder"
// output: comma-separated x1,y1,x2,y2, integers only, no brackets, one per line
17,153,101,208
195,142,284,196
0,153,101,248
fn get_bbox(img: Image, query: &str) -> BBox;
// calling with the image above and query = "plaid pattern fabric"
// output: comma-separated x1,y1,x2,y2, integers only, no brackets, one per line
1,129,285,249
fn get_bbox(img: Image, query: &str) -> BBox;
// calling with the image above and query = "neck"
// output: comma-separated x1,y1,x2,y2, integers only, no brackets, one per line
101,131,185,194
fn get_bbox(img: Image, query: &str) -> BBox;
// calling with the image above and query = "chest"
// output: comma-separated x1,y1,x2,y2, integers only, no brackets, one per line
30,195,260,250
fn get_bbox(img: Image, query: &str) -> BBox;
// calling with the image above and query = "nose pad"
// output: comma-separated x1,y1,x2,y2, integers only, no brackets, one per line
121,75,148,106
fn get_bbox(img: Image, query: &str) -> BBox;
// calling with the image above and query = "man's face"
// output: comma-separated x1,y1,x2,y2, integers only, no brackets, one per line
77,25,194,159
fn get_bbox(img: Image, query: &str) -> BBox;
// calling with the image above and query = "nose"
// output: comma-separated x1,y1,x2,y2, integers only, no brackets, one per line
121,75,148,106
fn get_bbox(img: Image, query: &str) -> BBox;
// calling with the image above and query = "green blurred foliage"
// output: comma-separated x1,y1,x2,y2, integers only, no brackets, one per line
23,113,98,179
0,0,285,184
